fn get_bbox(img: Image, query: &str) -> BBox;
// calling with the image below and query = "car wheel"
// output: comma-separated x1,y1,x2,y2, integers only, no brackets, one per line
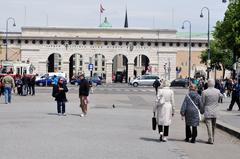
39,83,43,86
133,82,138,87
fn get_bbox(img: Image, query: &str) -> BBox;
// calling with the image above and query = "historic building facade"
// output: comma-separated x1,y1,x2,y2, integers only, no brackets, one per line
0,27,209,83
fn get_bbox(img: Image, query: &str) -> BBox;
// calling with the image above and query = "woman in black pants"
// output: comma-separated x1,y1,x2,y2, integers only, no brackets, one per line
52,78,68,116
180,84,203,143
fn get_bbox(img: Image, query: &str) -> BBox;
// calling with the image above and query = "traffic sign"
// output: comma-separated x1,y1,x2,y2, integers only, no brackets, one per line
88,64,94,71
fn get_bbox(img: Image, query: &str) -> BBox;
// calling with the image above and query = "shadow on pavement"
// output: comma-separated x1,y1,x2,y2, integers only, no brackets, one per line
139,137,160,143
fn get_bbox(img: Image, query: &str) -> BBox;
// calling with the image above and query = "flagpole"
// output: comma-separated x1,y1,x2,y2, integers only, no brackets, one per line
100,10,101,26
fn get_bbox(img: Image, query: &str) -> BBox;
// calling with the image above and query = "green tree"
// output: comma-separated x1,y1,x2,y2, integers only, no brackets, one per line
213,0,240,77
200,41,232,78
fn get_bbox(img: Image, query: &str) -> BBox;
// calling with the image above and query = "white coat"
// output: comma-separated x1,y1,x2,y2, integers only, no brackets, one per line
153,87,175,126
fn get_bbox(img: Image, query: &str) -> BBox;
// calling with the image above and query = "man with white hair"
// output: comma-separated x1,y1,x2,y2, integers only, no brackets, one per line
202,79,223,144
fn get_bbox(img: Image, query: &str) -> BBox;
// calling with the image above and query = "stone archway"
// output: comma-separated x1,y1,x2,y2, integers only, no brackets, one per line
134,54,150,77
112,54,128,83
91,53,106,79
47,53,61,72
69,53,83,80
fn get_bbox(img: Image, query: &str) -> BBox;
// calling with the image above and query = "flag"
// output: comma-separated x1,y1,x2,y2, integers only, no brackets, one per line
100,4,105,13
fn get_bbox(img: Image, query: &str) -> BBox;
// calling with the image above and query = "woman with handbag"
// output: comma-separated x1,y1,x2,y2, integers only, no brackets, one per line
52,77,68,116
153,80,175,142
180,84,203,143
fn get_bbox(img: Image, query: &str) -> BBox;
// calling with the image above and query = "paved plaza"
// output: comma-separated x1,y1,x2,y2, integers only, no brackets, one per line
0,84,239,159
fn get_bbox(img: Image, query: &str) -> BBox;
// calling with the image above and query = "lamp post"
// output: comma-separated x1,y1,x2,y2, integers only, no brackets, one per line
200,7,210,80
5,17,16,61
181,20,192,85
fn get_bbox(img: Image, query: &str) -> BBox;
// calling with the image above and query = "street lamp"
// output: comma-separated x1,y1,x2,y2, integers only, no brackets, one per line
5,17,16,61
181,20,191,85
200,7,211,80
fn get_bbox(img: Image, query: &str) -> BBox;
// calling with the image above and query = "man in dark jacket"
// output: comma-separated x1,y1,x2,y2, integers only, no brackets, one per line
79,74,90,117
227,79,240,111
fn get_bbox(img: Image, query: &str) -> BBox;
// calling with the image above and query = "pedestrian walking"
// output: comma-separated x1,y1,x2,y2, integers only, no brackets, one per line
153,78,161,95
79,74,90,117
153,80,175,142
21,74,28,96
15,76,23,95
2,72,15,104
227,79,240,111
29,75,36,96
180,84,203,143
202,79,223,144
52,78,68,116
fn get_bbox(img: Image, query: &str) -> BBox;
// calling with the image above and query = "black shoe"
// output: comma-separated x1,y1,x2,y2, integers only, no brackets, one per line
191,138,196,143
159,135,163,141
227,108,232,111
184,138,190,142
206,141,213,145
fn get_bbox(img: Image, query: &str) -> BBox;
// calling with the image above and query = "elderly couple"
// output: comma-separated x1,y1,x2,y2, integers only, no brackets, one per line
153,79,222,144
52,74,90,117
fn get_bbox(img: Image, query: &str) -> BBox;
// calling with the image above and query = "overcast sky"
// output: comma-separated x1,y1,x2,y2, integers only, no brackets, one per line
0,0,228,33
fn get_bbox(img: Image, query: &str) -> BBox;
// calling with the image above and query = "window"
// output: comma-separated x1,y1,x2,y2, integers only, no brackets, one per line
169,42,173,46
119,41,122,46
32,40,36,44
90,41,93,45
102,61,105,66
61,40,65,45
3,39,6,44
126,41,129,45
39,40,43,44
191,43,195,47
176,42,180,47
24,40,29,44
80,61,82,66
82,41,86,45
18,39,21,44
68,41,72,45
10,40,14,44
95,60,98,66
54,40,58,44
147,42,151,46
155,42,158,46
205,43,209,47
133,42,137,46
75,41,79,45
140,42,144,46
47,40,50,44
198,43,202,47
95,68,97,71
111,41,115,45
95,54,98,58
162,42,166,46
184,43,187,47
102,68,105,71
104,41,108,45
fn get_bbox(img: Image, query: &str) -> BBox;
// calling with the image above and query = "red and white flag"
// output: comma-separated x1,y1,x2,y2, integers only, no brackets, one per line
100,4,105,13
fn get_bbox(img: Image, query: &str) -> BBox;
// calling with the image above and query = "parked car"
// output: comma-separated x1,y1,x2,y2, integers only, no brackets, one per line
170,78,189,88
36,75,67,86
70,76,102,86
130,75,160,87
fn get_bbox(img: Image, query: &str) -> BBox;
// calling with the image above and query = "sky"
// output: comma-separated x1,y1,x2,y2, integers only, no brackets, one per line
0,0,229,33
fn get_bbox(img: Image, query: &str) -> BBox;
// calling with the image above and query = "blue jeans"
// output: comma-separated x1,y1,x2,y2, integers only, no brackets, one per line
4,87,12,104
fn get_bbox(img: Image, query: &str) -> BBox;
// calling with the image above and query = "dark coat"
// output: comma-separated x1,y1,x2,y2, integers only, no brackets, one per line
180,91,203,127
79,78,90,96
52,84,68,102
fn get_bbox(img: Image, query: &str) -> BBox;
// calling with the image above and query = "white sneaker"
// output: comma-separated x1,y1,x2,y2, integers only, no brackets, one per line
58,113,61,116
80,114,85,117
162,137,167,142
62,113,66,116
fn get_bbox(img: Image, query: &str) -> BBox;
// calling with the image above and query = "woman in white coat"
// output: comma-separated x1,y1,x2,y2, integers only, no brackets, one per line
153,80,175,142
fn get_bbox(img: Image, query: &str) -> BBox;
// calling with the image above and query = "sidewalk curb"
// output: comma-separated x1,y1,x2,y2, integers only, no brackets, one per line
216,120,240,139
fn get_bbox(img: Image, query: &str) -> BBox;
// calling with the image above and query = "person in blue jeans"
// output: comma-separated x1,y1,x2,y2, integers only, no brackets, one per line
2,72,15,104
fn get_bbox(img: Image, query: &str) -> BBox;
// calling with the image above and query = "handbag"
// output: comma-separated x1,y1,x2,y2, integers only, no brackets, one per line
186,95,202,121
152,117,157,130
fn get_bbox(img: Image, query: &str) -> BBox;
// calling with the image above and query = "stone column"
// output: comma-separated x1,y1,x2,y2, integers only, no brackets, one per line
62,61,69,79
106,62,113,83
127,63,134,81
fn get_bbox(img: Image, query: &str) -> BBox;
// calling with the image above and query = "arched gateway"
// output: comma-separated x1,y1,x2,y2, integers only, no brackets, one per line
15,27,208,83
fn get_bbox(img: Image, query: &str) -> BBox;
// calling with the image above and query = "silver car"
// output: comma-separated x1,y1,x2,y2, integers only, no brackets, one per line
130,75,160,87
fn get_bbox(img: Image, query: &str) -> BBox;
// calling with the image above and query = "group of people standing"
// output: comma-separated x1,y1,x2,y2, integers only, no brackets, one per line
153,79,222,144
0,73,36,104
52,74,90,117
